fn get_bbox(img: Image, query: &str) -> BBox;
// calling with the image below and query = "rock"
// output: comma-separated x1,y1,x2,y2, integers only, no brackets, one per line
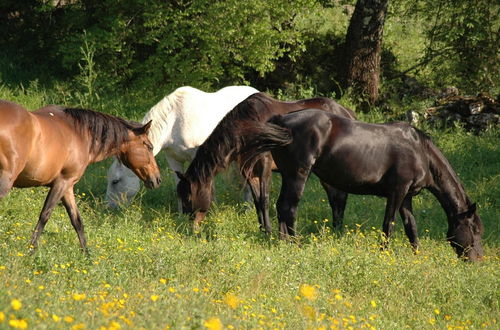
419,91,500,133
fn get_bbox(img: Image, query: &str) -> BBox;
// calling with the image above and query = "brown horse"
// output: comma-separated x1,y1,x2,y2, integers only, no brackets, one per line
176,92,355,233
0,100,161,252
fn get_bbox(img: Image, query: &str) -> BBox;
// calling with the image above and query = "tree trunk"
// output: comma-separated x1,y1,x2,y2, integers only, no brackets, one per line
341,0,388,108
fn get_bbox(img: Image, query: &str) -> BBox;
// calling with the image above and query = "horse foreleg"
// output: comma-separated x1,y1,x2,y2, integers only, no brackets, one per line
29,180,68,251
167,157,185,213
276,172,308,240
246,176,266,232
62,186,88,253
258,157,273,234
399,195,419,252
320,181,348,232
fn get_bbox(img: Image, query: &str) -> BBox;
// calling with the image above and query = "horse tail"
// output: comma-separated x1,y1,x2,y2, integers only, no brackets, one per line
239,116,293,174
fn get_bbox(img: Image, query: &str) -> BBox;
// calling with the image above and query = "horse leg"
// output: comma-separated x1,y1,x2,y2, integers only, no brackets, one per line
320,181,348,232
0,170,13,199
399,195,419,252
381,184,410,249
258,156,273,234
61,186,88,253
246,176,266,232
29,180,68,251
166,157,185,213
276,172,308,240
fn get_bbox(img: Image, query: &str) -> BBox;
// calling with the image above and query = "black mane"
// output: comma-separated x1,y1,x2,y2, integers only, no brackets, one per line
185,93,270,182
63,107,141,155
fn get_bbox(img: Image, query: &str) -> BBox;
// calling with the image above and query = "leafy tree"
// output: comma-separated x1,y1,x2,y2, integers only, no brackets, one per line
394,0,499,94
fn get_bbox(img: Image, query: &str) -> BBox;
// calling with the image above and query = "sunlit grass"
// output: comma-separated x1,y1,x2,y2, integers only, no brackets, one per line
1,86,498,329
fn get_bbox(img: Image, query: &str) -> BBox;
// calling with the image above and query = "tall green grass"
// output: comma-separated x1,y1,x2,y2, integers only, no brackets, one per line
0,85,498,329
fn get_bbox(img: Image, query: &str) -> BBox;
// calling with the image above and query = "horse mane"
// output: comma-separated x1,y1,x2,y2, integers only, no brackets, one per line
415,127,471,206
140,88,189,154
185,93,270,182
63,108,141,156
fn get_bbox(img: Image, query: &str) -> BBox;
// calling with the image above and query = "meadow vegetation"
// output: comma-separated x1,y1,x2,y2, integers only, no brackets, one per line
0,0,498,328
0,83,498,329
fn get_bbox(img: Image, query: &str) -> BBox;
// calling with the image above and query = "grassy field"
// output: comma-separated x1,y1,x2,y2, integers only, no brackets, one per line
0,88,498,329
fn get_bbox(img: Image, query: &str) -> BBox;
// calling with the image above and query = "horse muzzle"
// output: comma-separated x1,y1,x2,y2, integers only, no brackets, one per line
144,175,162,189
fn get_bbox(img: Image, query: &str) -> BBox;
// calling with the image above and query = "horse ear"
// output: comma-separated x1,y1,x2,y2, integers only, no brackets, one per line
133,120,153,135
141,120,153,134
466,203,477,217
175,171,186,181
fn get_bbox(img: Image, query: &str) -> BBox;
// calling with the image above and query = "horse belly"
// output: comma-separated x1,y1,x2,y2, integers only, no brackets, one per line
14,159,63,187
313,151,391,196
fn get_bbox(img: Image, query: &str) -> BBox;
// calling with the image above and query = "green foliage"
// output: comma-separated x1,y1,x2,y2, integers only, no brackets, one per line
391,0,499,94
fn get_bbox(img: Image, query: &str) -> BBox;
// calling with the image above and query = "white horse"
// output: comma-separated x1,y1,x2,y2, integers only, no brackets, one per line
106,85,259,209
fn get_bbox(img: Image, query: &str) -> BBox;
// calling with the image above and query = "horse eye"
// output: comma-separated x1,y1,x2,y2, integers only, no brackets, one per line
112,179,120,185
144,141,153,151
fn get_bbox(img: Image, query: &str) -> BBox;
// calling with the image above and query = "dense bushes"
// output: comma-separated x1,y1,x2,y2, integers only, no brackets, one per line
0,0,498,106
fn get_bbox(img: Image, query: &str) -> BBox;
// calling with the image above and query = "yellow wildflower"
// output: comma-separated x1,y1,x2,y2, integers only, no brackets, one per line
151,295,159,302
64,316,74,323
11,299,22,311
223,293,240,309
299,284,318,301
204,317,223,330
52,314,61,322
9,319,28,329
73,293,86,301
0,312,4,322
370,300,377,307
108,320,121,330
71,323,85,330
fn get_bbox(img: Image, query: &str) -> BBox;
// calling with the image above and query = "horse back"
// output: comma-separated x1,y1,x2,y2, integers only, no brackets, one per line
276,110,429,196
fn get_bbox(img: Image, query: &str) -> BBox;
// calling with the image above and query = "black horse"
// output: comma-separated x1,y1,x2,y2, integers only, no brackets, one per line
176,93,355,233
241,108,484,261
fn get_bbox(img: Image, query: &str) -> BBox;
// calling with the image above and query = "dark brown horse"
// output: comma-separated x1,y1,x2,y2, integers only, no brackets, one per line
176,92,355,233
0,100,161,252
241,108,484,261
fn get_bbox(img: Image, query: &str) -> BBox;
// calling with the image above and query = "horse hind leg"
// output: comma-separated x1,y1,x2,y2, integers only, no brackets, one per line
0,172,13,199
320,181,348,232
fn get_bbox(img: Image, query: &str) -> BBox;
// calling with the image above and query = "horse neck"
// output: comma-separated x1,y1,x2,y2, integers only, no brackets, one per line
427,143,470,220
141,96,176,156
185,143,228,186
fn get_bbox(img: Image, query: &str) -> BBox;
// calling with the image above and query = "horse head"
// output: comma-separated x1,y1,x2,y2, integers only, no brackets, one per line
176,171,213,228
447,203,484,261
118,121,161,190
106,160,141,208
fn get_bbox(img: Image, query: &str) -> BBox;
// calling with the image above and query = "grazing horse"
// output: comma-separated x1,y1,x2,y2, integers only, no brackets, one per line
176,92,356,233
106,86,258,209
0,100,161,252
240,108,484,261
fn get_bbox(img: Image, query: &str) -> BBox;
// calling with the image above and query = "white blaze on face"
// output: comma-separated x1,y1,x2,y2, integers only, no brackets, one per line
106,159,141,208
